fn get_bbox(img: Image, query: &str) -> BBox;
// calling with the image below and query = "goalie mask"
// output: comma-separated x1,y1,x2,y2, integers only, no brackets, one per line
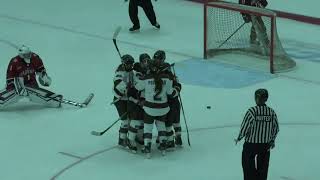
18,45,32,63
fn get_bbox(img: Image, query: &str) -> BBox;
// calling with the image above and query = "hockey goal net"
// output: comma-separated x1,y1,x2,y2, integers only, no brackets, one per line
204,1,296,73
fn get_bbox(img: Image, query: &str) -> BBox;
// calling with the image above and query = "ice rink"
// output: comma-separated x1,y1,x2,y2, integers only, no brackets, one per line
0,0,320,179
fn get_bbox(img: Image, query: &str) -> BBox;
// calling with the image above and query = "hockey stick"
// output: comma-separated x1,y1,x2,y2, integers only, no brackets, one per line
217,21,246,49
61,93,94,108
91,112,127,136
171,65,191,146
113,26,122,58
109,26,124,107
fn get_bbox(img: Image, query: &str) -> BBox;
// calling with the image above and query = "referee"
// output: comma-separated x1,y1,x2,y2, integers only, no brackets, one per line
235,89,279,180
125,0,160,32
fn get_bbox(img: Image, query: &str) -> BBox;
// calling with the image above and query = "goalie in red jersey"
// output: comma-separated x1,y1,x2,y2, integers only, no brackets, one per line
0,45,63,108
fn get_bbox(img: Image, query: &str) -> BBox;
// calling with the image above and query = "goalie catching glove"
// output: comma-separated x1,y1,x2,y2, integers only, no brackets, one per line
38,71,52,87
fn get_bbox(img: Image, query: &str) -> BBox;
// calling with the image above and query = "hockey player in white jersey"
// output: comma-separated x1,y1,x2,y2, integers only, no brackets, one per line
134,56,178,157
153,50,183,149
113,54,139,148
0,45,62,109
127,53,151,153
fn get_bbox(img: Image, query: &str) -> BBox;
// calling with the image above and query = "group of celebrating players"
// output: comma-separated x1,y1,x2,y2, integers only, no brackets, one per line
112,50,182,157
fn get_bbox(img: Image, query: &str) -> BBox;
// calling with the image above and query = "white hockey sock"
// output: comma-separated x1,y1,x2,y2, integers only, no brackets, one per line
144,123,153,145
155,120,167,143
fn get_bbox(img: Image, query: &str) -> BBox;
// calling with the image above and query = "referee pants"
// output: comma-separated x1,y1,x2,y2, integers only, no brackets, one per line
129,0,157,27
242,142,270,180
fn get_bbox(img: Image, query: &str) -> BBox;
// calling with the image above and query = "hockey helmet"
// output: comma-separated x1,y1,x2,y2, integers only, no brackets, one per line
153,50,166,62
121,54,134,71
121,54,134,64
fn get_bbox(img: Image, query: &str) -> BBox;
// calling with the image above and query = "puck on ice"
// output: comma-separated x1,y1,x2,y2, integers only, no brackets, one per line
206,106,211,109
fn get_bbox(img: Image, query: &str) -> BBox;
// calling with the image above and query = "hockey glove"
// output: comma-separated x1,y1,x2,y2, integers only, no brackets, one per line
242,14,251,23
127,87,137,97
38,72,52,87
234,137,241,145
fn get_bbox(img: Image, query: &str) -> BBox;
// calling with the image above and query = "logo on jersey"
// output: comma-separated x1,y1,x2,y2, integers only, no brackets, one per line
19,69,35,77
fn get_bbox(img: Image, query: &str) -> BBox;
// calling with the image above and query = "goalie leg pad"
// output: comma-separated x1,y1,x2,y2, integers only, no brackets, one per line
251,16,270,54
0,88,21,108
13,77,28,96
26,86,62,108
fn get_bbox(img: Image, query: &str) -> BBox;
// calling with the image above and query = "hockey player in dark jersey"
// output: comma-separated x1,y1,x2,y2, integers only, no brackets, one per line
153,50,183,149
113,54,140,148
239,0,269,54
127,53,151,153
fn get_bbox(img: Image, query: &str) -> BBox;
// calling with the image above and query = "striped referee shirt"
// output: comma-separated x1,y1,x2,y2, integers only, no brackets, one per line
238,105,279,143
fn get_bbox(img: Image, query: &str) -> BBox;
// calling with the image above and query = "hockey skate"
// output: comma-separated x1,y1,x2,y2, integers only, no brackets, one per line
118,137,128,149
166,140,175,151
158,142,167,156
141,143,151,159
127,140,138,154
129,25,140,32
175,135,183,147
153,23,160,29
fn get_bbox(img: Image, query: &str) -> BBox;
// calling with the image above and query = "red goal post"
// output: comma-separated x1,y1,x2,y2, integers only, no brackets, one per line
204,1,296,73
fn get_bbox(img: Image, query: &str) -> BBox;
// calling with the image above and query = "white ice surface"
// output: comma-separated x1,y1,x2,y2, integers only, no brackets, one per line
0,0,320,180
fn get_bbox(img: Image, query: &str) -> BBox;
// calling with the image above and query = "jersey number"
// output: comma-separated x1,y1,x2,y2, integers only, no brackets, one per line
153,91,162,101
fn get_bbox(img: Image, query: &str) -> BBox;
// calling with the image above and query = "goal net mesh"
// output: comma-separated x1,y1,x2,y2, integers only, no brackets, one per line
204,2,296,73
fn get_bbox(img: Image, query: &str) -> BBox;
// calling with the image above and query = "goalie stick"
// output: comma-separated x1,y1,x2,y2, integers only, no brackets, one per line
217,21,246,49
61,93,94,108
91,112,127,136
